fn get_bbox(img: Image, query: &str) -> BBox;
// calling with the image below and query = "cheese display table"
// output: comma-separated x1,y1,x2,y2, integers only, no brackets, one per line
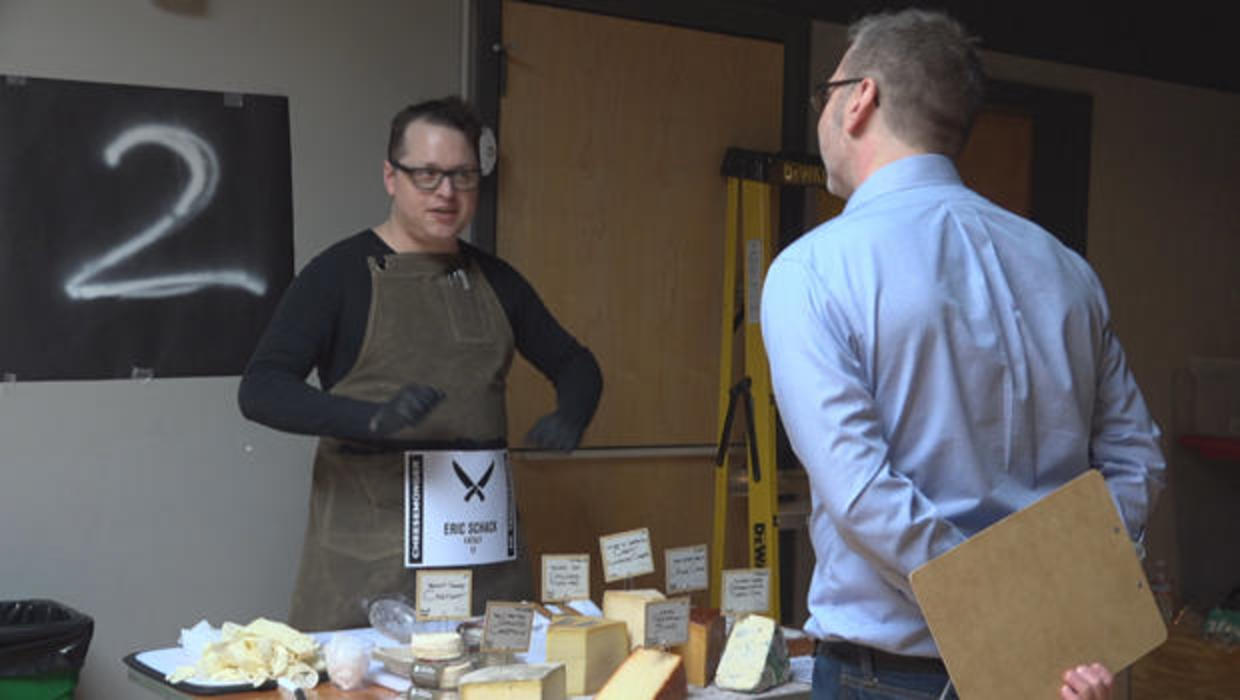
127,669,809,700
124,604,813,699
127,643,811,700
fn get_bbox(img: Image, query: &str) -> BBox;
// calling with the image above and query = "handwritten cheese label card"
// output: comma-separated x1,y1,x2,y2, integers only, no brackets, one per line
644,596,691,647
415,569,472,620
482,602,535,652
599,527,655,583
665,544,709,594
722,567,770,616
542,553,590,602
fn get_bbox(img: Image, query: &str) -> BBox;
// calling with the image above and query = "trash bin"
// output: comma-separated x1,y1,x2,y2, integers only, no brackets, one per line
0,600,94,700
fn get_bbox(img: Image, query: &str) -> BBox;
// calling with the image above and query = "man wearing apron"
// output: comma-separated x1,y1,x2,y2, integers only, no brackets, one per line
238,97,602,631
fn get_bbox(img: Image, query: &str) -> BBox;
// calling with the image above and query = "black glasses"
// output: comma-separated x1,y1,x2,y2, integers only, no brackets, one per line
810,78,869,113
389,160,482,191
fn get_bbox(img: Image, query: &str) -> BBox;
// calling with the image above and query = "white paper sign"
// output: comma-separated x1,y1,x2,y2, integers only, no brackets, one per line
483,602,535,652
405,449,516,568
644,596,691,647
542,554,590,602
416,569,473,620
722,568,770,615
665,544,709,594
599,528,655,582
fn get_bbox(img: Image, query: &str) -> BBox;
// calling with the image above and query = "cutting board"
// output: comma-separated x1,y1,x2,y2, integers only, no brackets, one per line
910,470,1166,699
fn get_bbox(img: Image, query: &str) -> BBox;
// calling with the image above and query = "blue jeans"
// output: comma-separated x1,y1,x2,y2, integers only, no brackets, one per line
812,649,957,700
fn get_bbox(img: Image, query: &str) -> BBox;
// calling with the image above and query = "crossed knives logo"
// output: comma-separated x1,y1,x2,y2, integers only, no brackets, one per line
453,460,495,502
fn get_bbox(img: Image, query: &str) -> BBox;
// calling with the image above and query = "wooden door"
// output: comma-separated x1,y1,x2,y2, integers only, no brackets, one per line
496,0,784,603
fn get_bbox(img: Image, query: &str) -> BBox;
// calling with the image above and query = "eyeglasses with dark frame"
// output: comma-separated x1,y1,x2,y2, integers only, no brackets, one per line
388,160,483,192
810,77,875,113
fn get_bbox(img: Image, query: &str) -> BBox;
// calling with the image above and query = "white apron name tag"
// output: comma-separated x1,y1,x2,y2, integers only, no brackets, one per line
405,449,516,567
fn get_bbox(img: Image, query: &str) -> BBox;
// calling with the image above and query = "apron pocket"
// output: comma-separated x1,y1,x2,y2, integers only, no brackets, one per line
440,282,494,343
312,446,405,561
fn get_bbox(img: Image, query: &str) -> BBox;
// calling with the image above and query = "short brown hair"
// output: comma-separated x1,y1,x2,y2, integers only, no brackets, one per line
843,9,985,156
387,96,482,163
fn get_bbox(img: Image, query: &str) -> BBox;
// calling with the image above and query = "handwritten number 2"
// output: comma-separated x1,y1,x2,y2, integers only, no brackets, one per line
64,123,266,300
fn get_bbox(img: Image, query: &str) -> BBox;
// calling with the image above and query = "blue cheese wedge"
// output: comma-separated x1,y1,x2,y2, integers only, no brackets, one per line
714,614,791,693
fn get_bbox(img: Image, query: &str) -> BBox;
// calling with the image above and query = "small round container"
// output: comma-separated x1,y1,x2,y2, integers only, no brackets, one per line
473,650,517,668
456,620,484,655
405,687,460,700
409,655,475,690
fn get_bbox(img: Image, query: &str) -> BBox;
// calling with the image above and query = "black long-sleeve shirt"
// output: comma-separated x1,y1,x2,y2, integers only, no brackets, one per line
238,230,602,444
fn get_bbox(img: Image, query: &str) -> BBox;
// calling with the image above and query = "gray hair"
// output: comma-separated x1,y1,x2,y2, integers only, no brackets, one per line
842,9,985,156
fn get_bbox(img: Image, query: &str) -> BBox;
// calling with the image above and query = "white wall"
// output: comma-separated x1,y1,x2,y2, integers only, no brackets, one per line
0,1,465,697
811,18,1240,606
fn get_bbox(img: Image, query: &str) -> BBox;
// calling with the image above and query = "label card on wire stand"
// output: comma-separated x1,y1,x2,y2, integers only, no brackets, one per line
644,597,691,647
482,602,535,653
665,544,709,594
415,569,472,620
721,568,770,616
599,527,655,583
541,553,590,602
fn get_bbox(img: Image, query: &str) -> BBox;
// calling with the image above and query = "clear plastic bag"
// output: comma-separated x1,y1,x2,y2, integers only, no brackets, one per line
368,596,419,644
324,633,371,690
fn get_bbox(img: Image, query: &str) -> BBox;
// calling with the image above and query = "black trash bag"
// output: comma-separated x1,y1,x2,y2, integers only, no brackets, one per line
1221,585,1240,611
0,600,94,677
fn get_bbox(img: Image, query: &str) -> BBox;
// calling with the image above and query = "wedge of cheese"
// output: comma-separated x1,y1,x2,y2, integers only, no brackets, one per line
457,663,566,700
714,614,791,693
544,616,629,695
671,607,726,687
601,588,665,649
595,647,687,700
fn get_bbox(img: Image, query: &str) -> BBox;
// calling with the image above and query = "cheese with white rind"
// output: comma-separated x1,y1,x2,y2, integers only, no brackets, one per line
595,647,687,700
458,662,566,700
601,588,665,649
714,614,791,692
544,616,629,695
410,631,465,661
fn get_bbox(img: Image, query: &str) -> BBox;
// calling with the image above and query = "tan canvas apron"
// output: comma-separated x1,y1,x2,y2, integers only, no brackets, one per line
288,250,533,631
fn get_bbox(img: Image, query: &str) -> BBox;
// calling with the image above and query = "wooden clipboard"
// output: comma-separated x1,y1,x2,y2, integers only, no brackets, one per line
909,470,1166,699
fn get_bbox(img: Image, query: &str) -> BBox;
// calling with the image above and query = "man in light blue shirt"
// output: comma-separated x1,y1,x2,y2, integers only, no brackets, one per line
760,9,1165,700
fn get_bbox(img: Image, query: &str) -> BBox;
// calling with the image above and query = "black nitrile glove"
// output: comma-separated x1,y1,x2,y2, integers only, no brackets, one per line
525,411,584,452
368,384,445,436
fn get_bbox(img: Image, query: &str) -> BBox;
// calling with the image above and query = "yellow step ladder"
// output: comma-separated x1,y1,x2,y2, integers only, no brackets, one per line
710,148,829,622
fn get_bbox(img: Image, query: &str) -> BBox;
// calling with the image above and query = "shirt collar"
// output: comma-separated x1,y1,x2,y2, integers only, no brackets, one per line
843,154,962,214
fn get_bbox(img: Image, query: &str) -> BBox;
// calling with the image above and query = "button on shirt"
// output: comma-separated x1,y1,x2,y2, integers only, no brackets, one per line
760,154,1165,655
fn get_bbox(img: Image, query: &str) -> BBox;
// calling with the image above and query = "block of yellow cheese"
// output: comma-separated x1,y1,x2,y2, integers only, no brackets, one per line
544,616,629,695
601,588,665,649
595,647,687,700
714,614,791,693
671,607,726,687
457,662,566,700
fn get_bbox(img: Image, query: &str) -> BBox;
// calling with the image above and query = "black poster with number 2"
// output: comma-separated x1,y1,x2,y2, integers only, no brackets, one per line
0,75,293,380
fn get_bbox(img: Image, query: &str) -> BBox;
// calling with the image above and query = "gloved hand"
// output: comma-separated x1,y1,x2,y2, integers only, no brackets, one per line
368,384,445,436
525,411,584,452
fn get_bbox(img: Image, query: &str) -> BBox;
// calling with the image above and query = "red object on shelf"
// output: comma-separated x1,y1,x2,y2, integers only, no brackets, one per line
1178,434,1240,461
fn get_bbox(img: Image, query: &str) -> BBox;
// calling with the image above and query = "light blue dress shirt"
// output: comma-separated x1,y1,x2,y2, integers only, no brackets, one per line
760,154,1166,656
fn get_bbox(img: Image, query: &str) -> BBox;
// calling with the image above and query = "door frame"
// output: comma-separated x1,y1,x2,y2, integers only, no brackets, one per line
985,79,1092,256
471,0,812,253
473,1,1092,258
